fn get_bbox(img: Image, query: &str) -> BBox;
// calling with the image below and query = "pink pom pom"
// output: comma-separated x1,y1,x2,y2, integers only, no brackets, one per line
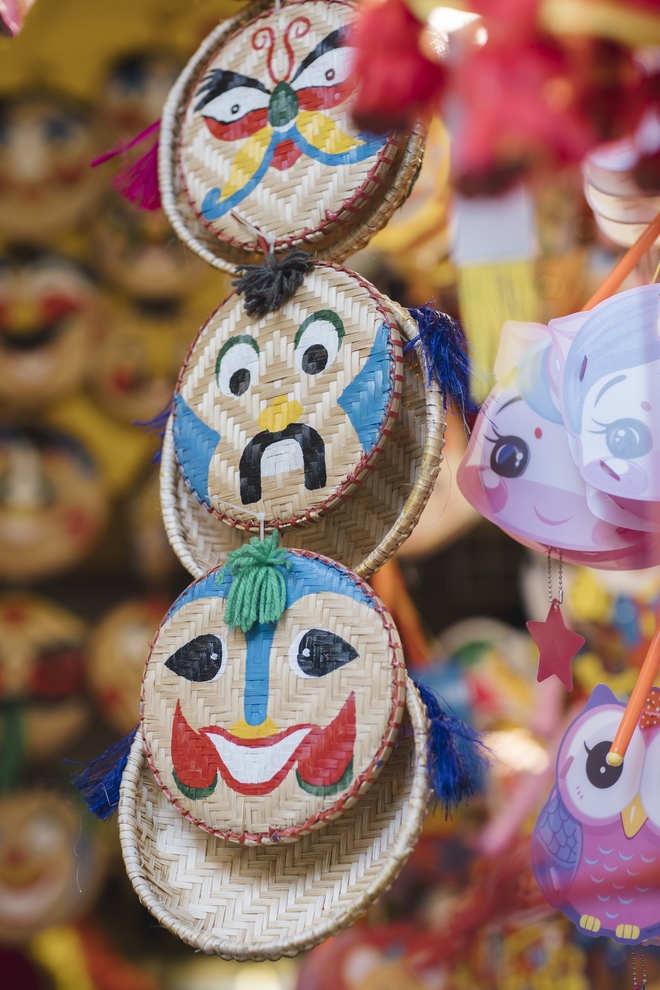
112,139,161,211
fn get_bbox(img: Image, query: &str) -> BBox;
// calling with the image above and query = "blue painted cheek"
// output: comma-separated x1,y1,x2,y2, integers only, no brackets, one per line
172,393,220,506
243,623,277,725
337,323,393,451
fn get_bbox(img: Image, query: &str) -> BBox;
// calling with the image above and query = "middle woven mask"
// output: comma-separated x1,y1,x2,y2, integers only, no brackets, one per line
172,263,403,530
140,549,406,843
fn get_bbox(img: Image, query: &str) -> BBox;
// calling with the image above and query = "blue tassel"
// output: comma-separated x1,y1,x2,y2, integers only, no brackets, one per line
412,678,487,811
133,397,173,464
406,305,478,418
73,728,137,819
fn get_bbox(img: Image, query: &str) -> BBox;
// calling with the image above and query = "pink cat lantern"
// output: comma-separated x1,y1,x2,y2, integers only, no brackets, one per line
532,684,660,944
457,321,657,568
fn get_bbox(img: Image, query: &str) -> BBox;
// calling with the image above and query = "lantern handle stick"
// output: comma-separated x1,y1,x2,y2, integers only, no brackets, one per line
582,211,660,312
607,622,660,766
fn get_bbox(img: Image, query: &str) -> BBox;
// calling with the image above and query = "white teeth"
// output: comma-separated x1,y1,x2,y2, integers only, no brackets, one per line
207,729,311,784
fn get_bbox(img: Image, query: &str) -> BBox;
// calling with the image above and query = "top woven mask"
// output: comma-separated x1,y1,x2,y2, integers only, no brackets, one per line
174,0,405,261
173,263,403,530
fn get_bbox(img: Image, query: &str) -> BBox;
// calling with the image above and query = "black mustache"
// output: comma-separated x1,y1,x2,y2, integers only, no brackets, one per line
239,423,326,505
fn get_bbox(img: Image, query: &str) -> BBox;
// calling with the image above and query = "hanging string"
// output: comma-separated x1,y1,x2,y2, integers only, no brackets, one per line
631,945,647,990
547,548,563,605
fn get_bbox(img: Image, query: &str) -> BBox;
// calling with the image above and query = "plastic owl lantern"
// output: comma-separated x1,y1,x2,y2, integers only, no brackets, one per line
532,684,660,944
160,0,425,270
457,321,655,567
141,546,406,842
173,263,403,531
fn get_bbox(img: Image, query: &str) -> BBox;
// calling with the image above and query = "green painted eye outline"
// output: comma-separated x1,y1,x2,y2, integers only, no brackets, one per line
293,310,345,376
215,334,260,397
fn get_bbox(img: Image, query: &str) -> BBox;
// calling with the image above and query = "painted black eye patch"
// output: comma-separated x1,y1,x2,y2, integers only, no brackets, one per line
165,634,224,681
296,628,358,677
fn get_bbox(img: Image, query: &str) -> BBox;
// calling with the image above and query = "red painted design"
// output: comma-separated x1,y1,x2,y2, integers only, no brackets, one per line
283,17,311,81
252,26,278,86
171,700,219,789
271,139,302,170
297,80,355,112
203,108,269,143
171,692,357,797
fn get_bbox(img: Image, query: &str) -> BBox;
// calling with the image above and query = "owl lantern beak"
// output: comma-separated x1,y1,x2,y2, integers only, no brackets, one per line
621,792,648,838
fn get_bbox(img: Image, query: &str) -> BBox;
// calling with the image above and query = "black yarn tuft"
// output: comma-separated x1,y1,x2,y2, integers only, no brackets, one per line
233,250,314,317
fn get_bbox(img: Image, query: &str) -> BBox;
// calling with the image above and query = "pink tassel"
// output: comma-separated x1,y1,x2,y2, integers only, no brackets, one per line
91,119,161,212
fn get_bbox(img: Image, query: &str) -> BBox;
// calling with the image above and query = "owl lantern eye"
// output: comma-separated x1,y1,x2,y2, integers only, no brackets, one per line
640,732,660,826
165,634,226,682
562,708,645,820
216,335,260,397
294,310,344,376
289,628,358,678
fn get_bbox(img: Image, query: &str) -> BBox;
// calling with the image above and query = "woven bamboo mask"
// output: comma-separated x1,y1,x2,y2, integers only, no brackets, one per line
173,263,403,530
141,550,406,843
161,0,425,269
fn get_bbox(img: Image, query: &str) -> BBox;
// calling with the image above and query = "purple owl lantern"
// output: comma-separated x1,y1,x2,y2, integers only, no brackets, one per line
532,684,660,944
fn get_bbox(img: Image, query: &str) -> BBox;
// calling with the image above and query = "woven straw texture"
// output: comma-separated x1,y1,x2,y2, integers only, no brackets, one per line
162,304,445,578
120,676,429,960
173,263,403,530
141,550,406,843
159,0,427,274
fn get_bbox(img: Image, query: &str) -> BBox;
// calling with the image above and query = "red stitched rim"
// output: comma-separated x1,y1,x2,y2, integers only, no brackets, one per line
175,0,403,257
172,261,404,532
141,548,407,844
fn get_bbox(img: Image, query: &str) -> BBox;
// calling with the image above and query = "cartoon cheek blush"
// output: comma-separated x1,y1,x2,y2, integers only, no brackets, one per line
532,684,660,944
457,322,655,566
551,285,660,504
172,263,403,532
160,0,425,271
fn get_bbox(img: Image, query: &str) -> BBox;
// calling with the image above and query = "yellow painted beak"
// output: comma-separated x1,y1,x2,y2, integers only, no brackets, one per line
258,395,302,434
621,792,648,838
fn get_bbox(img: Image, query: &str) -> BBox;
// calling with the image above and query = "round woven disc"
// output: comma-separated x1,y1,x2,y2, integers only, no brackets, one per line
141,549,406,843
121,678,429,960
173,264,403,531
160,0,426,272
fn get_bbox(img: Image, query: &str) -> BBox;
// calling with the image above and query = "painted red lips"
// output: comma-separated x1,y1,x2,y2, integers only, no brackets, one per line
171,692,356,796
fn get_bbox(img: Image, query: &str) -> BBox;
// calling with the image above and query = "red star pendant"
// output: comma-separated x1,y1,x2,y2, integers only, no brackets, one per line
526,600,585,692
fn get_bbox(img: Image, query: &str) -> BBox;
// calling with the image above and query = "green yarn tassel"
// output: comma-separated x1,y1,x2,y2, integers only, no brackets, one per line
218,532,291,632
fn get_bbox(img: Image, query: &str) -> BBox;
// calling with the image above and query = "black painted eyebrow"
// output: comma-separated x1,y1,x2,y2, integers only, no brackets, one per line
291,28,346,83
594,374,626,407
194,69,269,112
495,395,523,415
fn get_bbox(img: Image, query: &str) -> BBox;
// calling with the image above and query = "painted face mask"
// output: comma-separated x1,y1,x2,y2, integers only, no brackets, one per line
0,92,102,240
173,263,402,530
532,684,660,944
141,549,406,843
0,427,109,582
0,246,99,409
100,49,184,136
551,286,660,506
163,0,423,267
457,321,653,566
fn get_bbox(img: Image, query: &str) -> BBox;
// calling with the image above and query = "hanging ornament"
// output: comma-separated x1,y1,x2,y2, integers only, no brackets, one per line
527,551,585,691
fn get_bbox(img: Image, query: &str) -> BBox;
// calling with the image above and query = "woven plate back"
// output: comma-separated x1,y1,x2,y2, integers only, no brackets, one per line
162,304,445,578
141,549,406,843
159,0,426,272
173,264,403,531
122,678,429,959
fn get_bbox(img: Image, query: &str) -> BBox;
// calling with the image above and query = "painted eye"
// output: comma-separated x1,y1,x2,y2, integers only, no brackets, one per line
288,628,358,678
490,435,529,478
292,48,354,91
215,335,260,397
562,708,645,819
294,310,344,376
640,733,660,825
165,634,225,682
605,418,652,460
43,115,76,143
201,86,270,124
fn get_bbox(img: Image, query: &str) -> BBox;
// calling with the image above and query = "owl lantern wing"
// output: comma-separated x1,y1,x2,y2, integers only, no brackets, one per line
531,786,582,908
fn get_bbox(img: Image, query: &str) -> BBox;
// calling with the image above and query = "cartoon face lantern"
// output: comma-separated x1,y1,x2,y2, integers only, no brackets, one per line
0,246,99,409
532,684,660,944
551,286,660,506
457,321,659,568
165,0,420,266
0,427,109,582
0,92,102,240
174,264,402,530
141,551,406,842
